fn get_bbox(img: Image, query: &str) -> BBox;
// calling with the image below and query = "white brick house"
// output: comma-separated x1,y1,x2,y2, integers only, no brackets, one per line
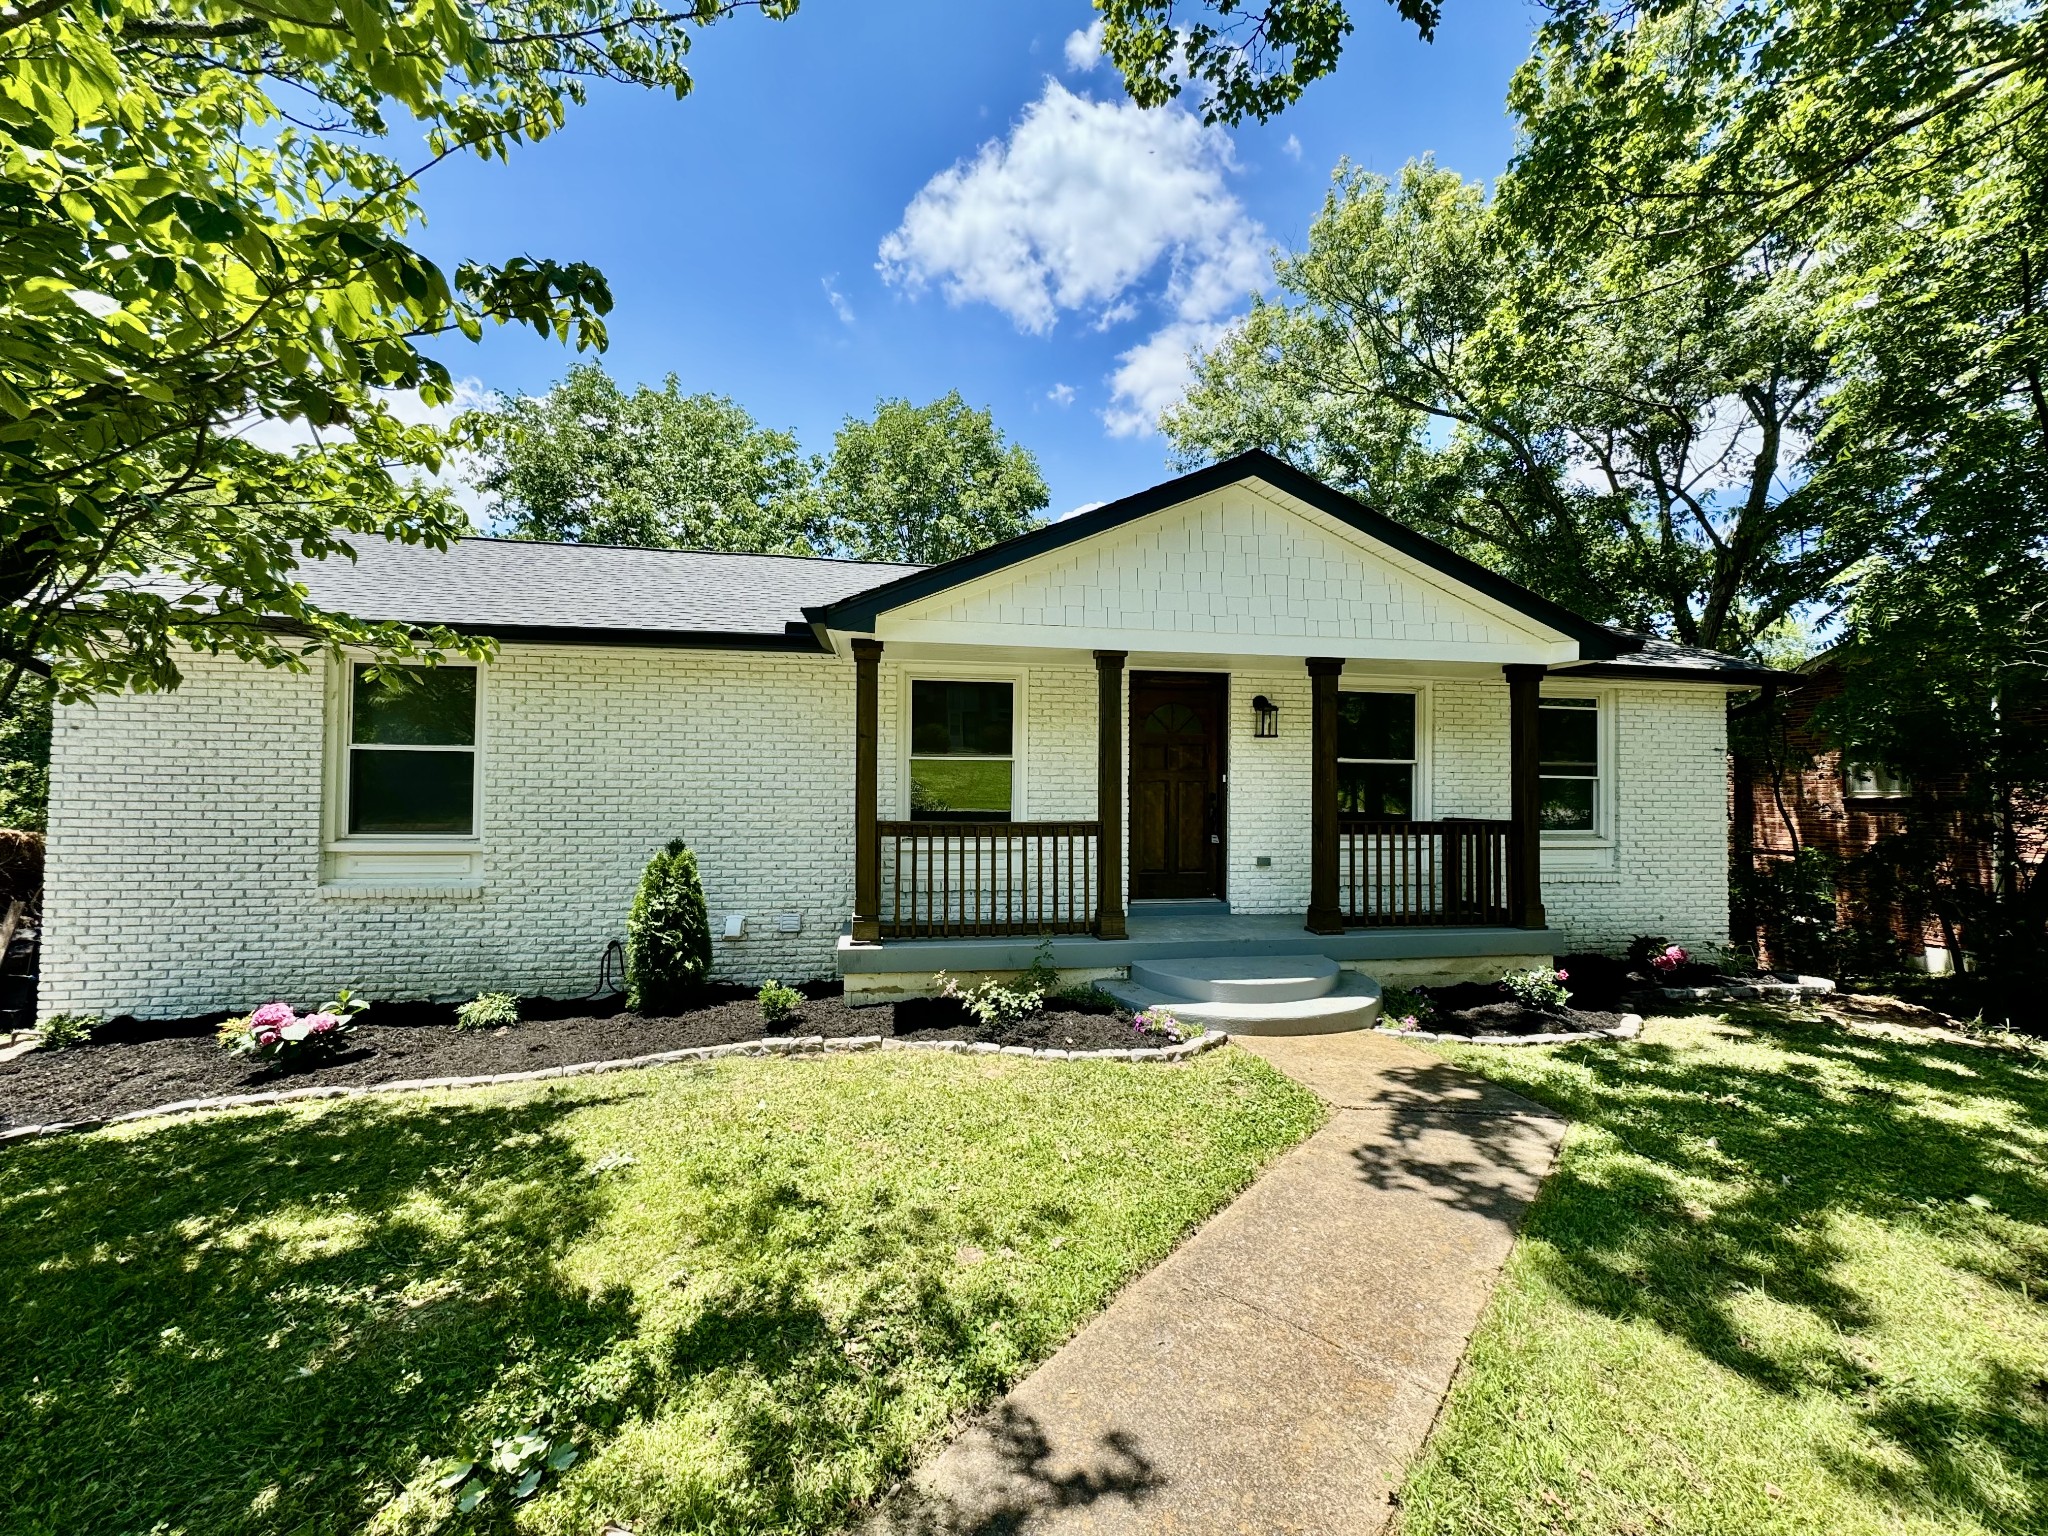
42,454,1772,1020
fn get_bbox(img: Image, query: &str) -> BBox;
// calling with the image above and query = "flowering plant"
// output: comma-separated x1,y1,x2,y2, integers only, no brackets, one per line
1131,1006,1201,1043
1649,944,1689,976
1499,965,1572,1012
217,988,368,1063
936,971,1043,1027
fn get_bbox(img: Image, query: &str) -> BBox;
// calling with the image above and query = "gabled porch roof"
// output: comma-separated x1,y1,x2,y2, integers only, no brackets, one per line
806,449,1634,664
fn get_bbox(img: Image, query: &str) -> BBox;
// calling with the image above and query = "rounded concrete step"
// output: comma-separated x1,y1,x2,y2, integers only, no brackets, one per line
1100,970,1381,1036
1129,954,1340,1004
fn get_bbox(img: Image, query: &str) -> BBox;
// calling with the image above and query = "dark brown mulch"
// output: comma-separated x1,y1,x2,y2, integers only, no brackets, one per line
0,984,1144,1130
1409,1000,1633,1038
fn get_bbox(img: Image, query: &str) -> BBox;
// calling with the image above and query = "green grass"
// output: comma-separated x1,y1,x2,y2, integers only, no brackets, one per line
1,1048,1321,1535
1398,1007,2048,1536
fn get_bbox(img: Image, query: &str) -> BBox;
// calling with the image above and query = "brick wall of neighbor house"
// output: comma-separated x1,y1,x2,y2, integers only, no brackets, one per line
43,646,862,1019
44,648,1732,1018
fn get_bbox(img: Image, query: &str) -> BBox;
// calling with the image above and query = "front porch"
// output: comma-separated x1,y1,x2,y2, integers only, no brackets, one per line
841,643,1557,959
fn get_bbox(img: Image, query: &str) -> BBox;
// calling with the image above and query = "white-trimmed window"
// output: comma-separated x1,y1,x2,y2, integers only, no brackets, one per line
908,678,1014,821
1538,695,1603,834
1845,759,1909,799
344,664,478,836
1336,691,1418,818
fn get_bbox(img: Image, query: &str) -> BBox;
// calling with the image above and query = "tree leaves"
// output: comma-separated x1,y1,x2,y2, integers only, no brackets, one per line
0,0,797,707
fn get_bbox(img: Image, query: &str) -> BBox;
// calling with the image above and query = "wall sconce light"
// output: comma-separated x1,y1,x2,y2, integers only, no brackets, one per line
1251,695,1280,738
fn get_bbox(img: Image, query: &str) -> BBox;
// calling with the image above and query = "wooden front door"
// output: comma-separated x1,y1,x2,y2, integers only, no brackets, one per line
1129,672,1226,900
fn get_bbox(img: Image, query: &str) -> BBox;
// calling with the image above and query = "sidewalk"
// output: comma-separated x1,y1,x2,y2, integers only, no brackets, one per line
863,1030,1567,1535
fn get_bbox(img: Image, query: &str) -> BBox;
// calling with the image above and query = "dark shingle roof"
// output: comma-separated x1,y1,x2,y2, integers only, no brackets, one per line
1556,635,1782,684
287,537,919,648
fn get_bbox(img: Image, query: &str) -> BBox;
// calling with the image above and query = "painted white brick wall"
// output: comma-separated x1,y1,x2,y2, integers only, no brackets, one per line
44,647,860,1017
42,650,1729,1019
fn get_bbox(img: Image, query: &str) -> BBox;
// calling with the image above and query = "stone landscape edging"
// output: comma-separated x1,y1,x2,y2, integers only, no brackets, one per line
0,1028,1231,1143
1378,1011,1645,1048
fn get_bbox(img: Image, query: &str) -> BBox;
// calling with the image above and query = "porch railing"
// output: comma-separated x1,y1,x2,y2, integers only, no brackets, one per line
876,820,1101,939
1339,817,1515,927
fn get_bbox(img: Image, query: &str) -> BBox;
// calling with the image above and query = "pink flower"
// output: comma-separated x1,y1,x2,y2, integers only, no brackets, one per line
254,1025,281,1045
251,1001,295,1029
1556,969,1569,981
301,1012,341,1035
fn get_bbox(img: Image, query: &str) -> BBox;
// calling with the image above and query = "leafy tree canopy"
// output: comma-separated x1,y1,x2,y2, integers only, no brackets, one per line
461,363,823,553
814,392,1049,566
1160,1,2048,661
1092,0,1439,124
0,0,796,711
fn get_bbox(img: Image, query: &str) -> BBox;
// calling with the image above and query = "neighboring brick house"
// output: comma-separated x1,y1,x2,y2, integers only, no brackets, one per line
1730,656,2048,974
42,452,1776,1020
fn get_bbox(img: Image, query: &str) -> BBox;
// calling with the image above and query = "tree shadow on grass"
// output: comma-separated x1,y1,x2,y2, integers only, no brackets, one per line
1423,1007,2048,1531
0,1091,640,1536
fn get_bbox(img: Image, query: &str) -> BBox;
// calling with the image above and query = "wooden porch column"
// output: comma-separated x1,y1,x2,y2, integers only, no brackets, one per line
851,638,883,943
1094,649,1128,939
1504,663,1548,930
1306,656,1345,935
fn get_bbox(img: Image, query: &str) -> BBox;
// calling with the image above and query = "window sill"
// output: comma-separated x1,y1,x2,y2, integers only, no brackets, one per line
322,844,483,887
1541,837,1615,873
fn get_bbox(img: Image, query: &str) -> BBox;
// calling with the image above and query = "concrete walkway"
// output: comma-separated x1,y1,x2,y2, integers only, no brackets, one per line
864,1030,1567,1536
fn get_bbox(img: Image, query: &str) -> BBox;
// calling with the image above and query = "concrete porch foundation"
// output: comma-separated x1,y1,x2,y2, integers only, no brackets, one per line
837,907,1559,1002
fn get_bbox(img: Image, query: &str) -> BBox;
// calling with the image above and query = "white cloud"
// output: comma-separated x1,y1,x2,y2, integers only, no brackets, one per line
1102,318,1233,437
1063,20,1104,72
821,274,855,325
877,77,1266,437
1059,499,1107,521
1283,133,1303,161
1047,381,1077,406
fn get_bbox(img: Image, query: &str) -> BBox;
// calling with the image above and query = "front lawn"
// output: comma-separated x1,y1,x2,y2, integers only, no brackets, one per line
2,1047,1321,1535
1399,1007,2048,1536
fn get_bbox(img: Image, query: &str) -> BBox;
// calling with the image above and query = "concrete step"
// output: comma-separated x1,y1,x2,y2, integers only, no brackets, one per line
1100,970,1382,1036
1129,953,1340,1003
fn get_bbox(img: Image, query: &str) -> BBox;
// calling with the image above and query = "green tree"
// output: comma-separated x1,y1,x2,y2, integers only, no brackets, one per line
461,363,824,552
1164,159,1868,652
0,676,50,831
818,392,1048,565
1092,1,1440,124
0,0,797,712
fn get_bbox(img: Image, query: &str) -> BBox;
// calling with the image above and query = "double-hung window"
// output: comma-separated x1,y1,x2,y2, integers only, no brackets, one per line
346,664,478,836
1336,691,1417,818
1537,696,1601,833
908,679,1013,820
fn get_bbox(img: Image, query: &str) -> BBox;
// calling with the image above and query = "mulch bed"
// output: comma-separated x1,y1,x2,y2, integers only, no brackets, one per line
1393,979,1631,1039
0,984,1141,1130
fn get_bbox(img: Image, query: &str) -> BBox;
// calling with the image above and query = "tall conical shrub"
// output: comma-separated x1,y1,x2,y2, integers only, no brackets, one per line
626,837,712,1013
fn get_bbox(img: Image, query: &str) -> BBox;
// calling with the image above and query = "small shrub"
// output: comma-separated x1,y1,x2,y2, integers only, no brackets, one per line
217,988,368,1064
438,1429,579,1515
936,971,1043,1027
37,1012,99,1049
626,837,713,1014
1021,935,1061,997
1648,943,1689,977
1379,985,1440,1032
757,979,802,1025
1626,934,1673,972
1500,965,1571,1012
457,991,520,1030
1130,1005,1202,1043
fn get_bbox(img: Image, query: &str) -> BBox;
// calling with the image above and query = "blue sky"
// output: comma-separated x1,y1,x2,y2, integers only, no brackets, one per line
413,0,1541,520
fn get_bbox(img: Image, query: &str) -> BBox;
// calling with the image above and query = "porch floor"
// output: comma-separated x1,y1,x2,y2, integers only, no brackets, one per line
836,906,1562,977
